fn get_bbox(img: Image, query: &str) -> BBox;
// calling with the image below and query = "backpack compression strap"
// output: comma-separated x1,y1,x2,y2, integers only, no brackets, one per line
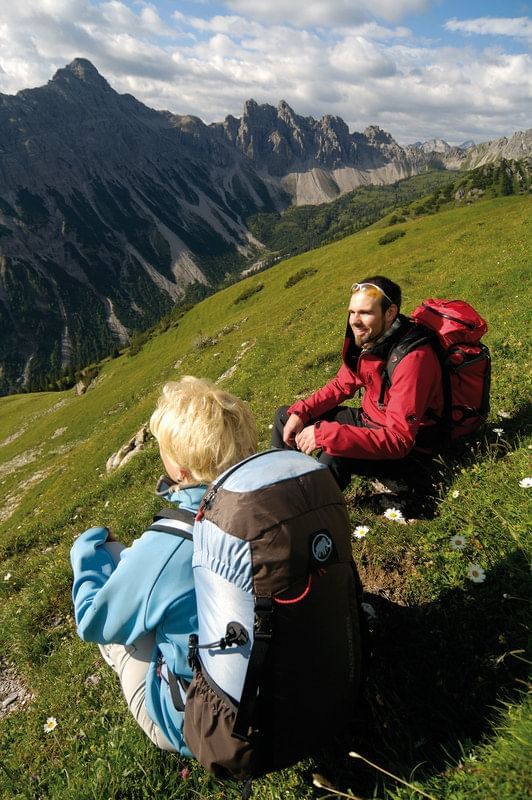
232,596,273,740
150,507,196,539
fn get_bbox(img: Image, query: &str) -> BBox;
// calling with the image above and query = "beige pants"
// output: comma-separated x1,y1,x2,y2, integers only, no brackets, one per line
98,541,176,751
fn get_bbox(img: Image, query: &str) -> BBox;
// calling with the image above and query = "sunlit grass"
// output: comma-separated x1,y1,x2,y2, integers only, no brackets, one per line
0,194,530,799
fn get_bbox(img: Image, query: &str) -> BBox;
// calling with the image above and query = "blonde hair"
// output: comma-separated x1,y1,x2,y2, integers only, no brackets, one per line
150,376,257,484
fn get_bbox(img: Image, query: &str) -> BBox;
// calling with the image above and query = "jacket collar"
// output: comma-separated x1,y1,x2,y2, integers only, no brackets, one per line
155,475,207,513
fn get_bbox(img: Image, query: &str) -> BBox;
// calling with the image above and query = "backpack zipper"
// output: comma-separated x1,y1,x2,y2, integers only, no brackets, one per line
421,302,476,330
195,449,277,520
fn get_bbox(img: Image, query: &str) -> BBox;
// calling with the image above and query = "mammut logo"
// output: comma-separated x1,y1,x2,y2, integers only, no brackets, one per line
312,531,333,562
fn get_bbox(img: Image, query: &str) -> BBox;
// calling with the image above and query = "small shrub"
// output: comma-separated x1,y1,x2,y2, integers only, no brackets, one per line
378,229,406,246
234,282,264,304
388,215,406,225
284,267,317,289
128,330,150,357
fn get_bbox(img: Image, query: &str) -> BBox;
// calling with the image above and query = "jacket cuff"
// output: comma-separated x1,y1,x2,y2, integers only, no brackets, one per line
313,419,327,450
287,402,311,425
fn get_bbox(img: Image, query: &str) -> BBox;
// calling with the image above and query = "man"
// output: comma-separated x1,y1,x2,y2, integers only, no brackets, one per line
271,276,444,512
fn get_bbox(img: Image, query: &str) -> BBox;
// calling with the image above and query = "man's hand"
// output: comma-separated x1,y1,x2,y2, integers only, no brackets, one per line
295,425,317,455
283,413,304,446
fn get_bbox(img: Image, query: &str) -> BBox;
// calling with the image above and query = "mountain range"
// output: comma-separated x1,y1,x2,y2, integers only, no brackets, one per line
0,58,530,395
410,138,475,154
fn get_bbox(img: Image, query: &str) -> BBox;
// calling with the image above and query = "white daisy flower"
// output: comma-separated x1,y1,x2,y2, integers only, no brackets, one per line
498,411,511,419
383,507,404,521
353,525,369,539
467,564,486,583
450,534,467,551
492,428,504,435
519,478,532,489
3,572,11,581
43,717,58,733
451,489,460,499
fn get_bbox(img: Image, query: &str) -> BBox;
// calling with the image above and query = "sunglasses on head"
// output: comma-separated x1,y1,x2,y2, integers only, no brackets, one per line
350,282,393,305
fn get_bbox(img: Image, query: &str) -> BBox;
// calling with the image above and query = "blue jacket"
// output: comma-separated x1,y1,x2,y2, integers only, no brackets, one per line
70,483,206,754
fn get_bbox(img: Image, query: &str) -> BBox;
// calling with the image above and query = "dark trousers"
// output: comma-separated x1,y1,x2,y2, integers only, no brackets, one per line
271,405,437,498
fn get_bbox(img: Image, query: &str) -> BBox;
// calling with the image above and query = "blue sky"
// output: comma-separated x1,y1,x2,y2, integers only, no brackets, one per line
0,1,530,144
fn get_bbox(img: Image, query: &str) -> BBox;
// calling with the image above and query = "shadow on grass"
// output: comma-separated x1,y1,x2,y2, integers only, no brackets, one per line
314,548,530,795
356,401,532,520
498,402,532,443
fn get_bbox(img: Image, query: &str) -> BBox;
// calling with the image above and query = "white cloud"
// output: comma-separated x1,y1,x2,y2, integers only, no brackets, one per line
332,21,413,39
330,35,397,77
445,16,532,42
224,0,428,26
97,2,174,37
0,1,530,146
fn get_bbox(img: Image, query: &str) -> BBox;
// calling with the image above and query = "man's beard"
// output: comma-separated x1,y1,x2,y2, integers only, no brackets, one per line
354,324,384,347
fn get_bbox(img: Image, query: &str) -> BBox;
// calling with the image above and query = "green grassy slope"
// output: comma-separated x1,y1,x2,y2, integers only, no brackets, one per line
0,194,530,800
245,170,456,255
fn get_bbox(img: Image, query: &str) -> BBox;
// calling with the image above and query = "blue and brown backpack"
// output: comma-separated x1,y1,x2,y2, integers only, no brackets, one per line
154,449,364,788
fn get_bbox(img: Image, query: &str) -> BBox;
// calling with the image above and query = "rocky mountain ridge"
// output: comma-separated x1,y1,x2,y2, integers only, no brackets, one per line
214,99,462,204
460,129,532,169
0,59,530,395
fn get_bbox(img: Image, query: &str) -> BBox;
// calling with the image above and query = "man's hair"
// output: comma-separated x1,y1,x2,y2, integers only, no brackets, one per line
150,376,257,484
358,275,401,312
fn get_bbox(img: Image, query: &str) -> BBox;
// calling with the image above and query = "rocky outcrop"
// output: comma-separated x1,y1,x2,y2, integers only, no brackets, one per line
105,424,151,473
74,367,100,395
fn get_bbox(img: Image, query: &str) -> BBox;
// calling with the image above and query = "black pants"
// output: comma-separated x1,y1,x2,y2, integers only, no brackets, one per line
271,405,437,498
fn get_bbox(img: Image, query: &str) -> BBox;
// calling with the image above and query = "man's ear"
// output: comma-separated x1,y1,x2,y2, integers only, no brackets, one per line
385,303,399,325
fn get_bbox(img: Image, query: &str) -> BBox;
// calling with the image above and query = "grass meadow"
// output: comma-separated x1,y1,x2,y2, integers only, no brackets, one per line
0,193,530,799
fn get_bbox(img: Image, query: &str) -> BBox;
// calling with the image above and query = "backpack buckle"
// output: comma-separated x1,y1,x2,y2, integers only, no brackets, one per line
254,597,273,640
187,633,199,669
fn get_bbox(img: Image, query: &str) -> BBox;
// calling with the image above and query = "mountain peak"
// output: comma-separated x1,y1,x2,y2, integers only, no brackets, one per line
52,58,111,90
277,99,295,114
363,125,394,145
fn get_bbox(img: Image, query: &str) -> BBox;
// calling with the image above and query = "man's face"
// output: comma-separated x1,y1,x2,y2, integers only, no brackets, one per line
348,290,397,347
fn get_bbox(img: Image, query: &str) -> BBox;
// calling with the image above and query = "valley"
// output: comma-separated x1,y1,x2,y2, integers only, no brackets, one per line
1,59,530,395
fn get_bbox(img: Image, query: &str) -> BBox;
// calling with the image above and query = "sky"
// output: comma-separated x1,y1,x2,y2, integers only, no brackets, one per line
0,0,530,145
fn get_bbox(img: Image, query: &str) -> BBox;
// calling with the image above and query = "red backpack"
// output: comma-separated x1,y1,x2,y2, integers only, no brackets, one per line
382,299,491,443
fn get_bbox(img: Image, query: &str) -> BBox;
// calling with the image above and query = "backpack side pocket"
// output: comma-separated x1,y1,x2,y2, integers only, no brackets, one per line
184,665,254,780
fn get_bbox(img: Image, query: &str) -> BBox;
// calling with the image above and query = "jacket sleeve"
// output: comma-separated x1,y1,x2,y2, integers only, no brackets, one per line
313,346,441,459
70,527,191,645
288,363,363,423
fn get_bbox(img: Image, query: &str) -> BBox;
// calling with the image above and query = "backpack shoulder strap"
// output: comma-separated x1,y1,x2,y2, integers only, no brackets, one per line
386,324,435,381
150,506,196,540
378,325,434,407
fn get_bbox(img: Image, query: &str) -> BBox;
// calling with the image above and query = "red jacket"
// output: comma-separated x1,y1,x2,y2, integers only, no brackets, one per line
288,315,444,460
